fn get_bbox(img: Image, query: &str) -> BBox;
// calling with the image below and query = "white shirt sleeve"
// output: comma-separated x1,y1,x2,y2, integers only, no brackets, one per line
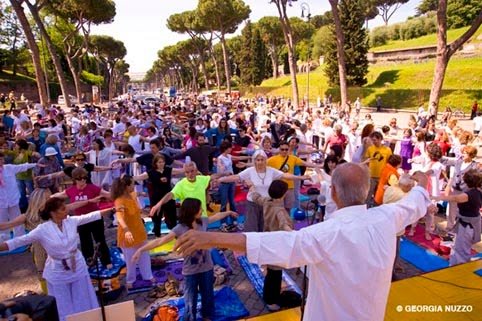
382,186,431,232
6,227,41,251
69,211,102,227
8,163,37,175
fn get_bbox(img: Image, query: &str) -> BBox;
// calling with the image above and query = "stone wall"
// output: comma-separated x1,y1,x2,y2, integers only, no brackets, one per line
0,81,92,104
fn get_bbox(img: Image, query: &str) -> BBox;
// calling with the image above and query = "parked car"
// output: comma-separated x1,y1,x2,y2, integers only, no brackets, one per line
57,94,79,105
143,96,161,105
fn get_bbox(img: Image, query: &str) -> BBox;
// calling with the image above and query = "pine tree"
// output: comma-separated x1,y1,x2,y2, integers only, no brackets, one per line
252,27,266,86
325,0,369,87
239,21,254,85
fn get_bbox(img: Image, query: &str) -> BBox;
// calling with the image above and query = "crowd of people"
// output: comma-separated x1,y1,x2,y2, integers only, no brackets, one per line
0,91,480,321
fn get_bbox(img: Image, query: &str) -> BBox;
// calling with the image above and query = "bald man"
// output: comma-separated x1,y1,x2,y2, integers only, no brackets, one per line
150,162,211,217
174,163,432,321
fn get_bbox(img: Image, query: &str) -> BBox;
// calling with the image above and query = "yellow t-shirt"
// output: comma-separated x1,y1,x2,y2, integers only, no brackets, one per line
171,175,211,216
267,155,304,189
365,145,392,178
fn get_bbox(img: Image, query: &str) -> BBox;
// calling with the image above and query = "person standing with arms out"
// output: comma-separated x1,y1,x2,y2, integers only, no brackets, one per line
365,131,392,206
111,175,155,289
132,199,237,321
0,152,37,242
433,169,481,266
133,154,183,236
249,180,293,311
51,168,112,267
174,164,432,321
0,197,115,321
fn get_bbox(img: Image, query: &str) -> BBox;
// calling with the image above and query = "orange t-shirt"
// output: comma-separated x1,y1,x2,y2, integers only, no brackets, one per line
115,193,147,248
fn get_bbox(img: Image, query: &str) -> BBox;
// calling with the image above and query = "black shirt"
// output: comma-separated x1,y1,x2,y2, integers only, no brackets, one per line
458,188,482,218
136,152,173,172
147,167,172,204
175,145,217,175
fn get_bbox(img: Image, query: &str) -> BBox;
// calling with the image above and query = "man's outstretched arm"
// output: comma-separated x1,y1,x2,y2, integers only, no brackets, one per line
175,231,247,256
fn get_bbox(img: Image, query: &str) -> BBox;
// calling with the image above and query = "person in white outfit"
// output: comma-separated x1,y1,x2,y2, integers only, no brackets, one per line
0,152,37,242
175,163,432,321
0,197,115,321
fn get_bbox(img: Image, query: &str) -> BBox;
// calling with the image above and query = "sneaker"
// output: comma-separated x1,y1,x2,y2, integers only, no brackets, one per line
219,223,229,233
226,224,239,232
266,304,281,311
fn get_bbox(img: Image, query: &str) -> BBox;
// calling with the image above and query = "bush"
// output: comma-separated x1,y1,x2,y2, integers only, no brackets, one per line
370,26,389,47
80,71,103,86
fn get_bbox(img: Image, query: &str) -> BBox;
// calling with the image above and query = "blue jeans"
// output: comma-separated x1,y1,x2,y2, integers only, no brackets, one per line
183,270,214,321
219,183,237,224
17,179,34,212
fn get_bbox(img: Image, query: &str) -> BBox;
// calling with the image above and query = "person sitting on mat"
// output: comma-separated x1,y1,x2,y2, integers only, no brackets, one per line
249,179,293,311
132,198,238,321
432,169,481,266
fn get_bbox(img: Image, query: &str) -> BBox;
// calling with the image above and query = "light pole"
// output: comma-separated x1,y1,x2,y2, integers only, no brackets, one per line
301,2,311,112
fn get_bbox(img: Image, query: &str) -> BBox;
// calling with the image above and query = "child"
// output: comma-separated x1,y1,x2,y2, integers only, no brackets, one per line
132,198,238,321
249,180,293,311
399,128,414,173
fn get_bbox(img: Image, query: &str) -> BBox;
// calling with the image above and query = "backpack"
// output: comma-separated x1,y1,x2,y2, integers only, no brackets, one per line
152,305,179,321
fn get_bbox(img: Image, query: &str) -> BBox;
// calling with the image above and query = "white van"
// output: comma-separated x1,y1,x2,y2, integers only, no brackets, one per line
57,94,79,105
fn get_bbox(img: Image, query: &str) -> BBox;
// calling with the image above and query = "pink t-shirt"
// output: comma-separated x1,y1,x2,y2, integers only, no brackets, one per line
65,184,101,216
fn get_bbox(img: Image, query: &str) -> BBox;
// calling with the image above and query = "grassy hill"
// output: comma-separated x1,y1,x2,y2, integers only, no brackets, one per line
370,26,482,52
248,56,482,112
0,70,36,84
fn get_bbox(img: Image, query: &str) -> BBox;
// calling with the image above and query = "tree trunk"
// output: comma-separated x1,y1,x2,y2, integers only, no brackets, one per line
329,0,348,109
12,28,18,75
212,51,221,90
26,1,71,106
269,44,279,78
108,65,114,101
429,0,482,116
65,54,82,103
274,1,299,108
199,53,209,90
220,33,231,93
9,0,48,106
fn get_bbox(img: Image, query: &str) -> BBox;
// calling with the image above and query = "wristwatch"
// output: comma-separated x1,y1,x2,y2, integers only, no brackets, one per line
110,207,117,215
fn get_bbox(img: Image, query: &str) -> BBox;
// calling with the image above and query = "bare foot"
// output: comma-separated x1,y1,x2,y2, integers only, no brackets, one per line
408,229,415,236
425,232,432,241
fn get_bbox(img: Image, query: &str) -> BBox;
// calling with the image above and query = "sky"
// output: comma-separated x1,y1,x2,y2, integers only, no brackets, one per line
91,0,420,74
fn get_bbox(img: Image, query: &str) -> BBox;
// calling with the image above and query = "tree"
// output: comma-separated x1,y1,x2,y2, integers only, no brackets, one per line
328,0,348,108
375,0,409,26
416,0,438,16
197,0,251,93
309,12,333,29
238,21,267,86
257,16,284,78
270,0,300,108
167,10,211,90
325,0,368,87
0,2,25,75
50,0,116,102
24,0,72,106
428,0,482,116
417,0,481,28
90,35,126,101
8,0,48,105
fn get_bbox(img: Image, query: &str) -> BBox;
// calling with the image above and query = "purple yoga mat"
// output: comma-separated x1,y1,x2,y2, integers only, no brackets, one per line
129,260,184,292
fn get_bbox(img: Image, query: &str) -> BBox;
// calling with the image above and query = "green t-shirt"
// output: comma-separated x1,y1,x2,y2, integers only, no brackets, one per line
171,175,211,216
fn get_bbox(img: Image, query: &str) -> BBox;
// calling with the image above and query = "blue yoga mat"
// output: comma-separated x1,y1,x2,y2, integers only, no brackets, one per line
474,269,482,277
89,247,126,279
399,238,449,272
237,255,301,300
142,286,249,321
0,231,29,256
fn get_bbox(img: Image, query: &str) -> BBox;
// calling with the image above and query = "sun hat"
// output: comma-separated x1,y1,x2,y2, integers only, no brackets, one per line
44,147,58,156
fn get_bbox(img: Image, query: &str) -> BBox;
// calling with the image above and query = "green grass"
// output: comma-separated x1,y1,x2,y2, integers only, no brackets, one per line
0,70,36,83
247,56,482,112
371,26,482,52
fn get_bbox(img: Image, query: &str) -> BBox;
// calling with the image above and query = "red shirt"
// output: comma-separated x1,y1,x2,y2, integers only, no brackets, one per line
65,184,101,216
327,133,347,148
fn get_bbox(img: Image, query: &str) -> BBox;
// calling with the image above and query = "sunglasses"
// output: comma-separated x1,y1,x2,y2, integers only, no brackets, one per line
75,177,87,181
280,148,289,151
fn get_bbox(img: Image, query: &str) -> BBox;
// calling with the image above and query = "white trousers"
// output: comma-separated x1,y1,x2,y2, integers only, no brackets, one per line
0,205,24,241
449,224,474,266
446,190,462,231
47,274,99,321
122,242,153,285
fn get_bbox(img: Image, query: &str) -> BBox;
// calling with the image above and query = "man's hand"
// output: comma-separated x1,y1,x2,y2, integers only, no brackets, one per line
411,171,429,190
175,230,212,256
